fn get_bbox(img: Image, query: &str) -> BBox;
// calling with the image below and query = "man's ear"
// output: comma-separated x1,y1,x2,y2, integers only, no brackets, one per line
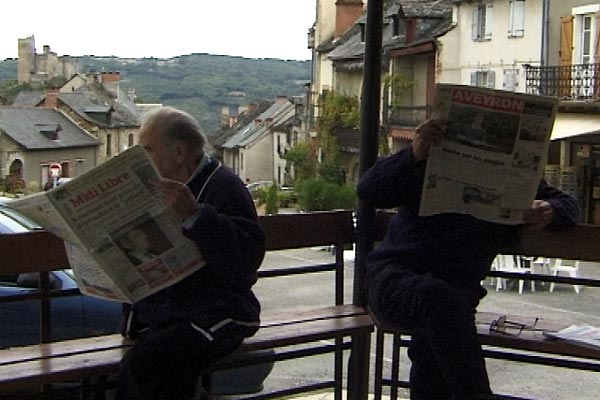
174,140,187,163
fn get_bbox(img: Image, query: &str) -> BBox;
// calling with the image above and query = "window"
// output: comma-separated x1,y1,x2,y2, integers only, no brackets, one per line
472,3,493,41
503,68,520,91
470,70,496,88
581,14,593,64
106,134,112,156
128,134,134,147
508,0,525,38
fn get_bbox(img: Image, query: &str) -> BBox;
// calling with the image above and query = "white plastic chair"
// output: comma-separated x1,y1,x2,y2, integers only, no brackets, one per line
493,254,535,295
549,259,581,294
532,257,554,276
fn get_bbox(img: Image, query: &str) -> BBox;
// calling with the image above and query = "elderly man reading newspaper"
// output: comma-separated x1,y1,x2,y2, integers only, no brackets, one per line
117,107,265,400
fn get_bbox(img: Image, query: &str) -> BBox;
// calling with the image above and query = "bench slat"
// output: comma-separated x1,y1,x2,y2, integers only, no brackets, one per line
261,211,354,250
0,231,68,274
0,310,373,391
0,347,128,391
0,334,129,366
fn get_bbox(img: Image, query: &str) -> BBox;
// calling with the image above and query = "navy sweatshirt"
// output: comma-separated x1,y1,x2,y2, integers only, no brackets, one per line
357,147,579,292
126,156,265,336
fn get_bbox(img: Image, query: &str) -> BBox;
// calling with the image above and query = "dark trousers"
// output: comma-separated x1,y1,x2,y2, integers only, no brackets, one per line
369,266,492,400
116,321,246,400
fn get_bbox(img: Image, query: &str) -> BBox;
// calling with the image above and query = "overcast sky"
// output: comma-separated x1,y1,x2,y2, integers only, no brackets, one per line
0,0,316,61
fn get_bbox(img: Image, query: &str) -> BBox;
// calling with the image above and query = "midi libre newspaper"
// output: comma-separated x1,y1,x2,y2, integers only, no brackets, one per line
7,145,205,303
420,84,559,224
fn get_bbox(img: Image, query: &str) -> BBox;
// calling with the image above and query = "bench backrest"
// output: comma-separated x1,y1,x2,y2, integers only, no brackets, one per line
374,210,600,289
0,210,356,344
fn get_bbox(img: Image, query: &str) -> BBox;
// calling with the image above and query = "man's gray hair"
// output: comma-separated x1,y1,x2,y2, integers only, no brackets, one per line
141,106,207,153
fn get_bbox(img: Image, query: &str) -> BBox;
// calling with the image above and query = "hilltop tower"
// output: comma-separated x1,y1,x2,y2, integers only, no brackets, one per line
17,36,79,84
17,36,36,84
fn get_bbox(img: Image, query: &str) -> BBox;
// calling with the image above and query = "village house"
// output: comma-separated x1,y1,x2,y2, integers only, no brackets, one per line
0,107,99,192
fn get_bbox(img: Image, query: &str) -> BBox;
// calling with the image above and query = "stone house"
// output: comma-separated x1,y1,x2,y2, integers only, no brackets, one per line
0,107,99,192
16,72,141,166
221,97,303,186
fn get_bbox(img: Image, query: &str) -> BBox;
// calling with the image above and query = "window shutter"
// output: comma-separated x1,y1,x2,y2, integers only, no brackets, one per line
487,71,496,89
594,12,600,63
484,3,494,40
511,0,525,37
472,7,480,40
471,72,477,86
559,15,574,66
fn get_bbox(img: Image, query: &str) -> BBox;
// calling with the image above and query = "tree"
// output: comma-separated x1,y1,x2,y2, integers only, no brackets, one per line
316,92,360,184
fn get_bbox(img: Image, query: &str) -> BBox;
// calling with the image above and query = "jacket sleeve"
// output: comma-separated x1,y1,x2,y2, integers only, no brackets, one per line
536,179,579,227
182,175,266,288
357,147,424,210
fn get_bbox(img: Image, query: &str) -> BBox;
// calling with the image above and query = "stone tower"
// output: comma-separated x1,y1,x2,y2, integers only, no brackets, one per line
17,36,36,84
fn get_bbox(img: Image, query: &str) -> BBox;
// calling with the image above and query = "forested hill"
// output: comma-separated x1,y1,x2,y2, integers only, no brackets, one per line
0,54,311,134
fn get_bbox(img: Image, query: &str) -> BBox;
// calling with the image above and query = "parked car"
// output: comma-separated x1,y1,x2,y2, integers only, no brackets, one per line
0,205,122,349
245,180,275,195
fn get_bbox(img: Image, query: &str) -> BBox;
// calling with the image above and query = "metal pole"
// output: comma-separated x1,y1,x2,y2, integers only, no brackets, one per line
354,0,382,309
349,1,383,399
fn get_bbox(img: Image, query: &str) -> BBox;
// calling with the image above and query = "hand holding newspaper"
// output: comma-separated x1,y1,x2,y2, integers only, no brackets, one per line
419,84,559,224
6,145,205,303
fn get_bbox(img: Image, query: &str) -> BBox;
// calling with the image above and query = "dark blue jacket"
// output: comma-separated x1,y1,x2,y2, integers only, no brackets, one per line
126,156,265,336
357,147,579,291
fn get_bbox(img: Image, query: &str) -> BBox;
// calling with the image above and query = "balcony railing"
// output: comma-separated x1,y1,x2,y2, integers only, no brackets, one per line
385,105,430,127
524,63,600,100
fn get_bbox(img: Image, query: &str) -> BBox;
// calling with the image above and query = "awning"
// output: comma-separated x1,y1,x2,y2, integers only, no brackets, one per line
389,128,415,140
551,113,600,143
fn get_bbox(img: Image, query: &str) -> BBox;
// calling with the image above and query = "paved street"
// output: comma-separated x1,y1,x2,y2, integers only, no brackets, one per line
250,246,600,400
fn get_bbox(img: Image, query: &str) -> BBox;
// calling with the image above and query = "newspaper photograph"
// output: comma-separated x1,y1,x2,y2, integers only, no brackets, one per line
7,145,205,303
420,84,559,224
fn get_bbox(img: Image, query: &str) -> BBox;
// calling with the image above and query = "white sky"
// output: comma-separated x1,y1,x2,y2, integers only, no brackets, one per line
0,0,316,61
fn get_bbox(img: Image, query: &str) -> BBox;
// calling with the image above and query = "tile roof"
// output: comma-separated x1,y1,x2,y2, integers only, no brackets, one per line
58,83,141,128
222,99,297,149
325,0,453,62
0,107,100,150
211,100,275,148
12,91,45,107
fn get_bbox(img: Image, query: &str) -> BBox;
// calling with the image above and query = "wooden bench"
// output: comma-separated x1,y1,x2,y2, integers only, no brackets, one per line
0,210,373,400
370,215,600,400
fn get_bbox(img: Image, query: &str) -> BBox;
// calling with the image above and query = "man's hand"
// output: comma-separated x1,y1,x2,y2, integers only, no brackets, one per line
411,118,446,161
522,200,553,230
150,178,199,220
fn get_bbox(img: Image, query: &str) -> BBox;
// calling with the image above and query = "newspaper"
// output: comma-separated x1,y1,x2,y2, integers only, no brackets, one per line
6,145,205,303
544,325,600,350
420,84,559,224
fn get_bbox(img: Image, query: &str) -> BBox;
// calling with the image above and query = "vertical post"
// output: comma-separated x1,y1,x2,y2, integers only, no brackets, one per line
349,1,383,399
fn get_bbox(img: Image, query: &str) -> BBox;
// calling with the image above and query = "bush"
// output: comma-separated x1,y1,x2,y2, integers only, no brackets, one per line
265,184,280,215
296,179,356,211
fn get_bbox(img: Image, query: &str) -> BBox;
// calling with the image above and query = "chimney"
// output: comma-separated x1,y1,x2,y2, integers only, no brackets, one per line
101,71,120,97
246,103,257,114
406,18,416,43
44,88,60,108
335,0,364,38
220,106,230,128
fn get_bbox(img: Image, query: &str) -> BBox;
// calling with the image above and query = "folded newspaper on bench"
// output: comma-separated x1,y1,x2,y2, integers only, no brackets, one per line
7,145,205,303
420,84,559,224
544,325,600,350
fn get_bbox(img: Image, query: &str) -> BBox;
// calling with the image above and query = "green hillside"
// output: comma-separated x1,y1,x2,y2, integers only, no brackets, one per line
0,54,311,134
